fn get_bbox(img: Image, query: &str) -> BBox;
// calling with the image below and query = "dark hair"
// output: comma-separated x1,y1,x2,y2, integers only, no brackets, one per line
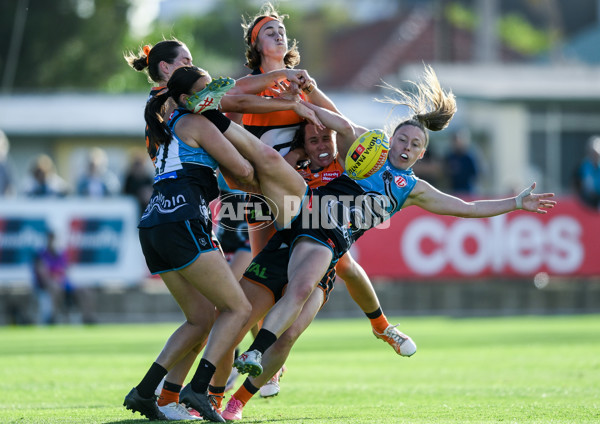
125,39,186,83
241,2,300,70
144,66,208,146
290,122,307,151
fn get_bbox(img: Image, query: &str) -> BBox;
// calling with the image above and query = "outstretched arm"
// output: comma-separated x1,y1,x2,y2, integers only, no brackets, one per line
406,181,556,217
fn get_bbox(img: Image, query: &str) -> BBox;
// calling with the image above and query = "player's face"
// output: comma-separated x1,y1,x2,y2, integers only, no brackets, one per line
304,124,336,169
189,73,212,94
257,21,288,59
388,124,426,170
163,46,193,81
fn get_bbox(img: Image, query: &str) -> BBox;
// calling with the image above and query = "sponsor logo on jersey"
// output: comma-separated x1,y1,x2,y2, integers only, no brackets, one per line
321,171,342,182
142,193,189,218
394,175,407,188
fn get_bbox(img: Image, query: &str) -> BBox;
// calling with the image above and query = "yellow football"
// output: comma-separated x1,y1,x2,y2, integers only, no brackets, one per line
345,129,389,180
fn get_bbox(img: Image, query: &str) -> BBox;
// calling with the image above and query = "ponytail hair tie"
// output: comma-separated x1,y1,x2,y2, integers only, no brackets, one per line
142,45,151,64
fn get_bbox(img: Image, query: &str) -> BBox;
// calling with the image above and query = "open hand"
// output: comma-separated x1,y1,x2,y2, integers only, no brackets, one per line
518,182,557,214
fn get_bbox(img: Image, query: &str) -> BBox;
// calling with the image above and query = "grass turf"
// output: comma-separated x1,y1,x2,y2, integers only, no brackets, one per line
0,315,598,423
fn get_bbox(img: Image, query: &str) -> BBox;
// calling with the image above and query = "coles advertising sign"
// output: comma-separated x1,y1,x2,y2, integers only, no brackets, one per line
351,196,598,279
0,197,147,286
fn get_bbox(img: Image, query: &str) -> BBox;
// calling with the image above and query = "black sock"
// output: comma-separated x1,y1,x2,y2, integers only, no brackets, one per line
201,110,231,133
163,381,182,393
365,307,383,319
247,329,277,354
190,358,216,393
208,384,226,394
242,378,259,395
136,362,168,399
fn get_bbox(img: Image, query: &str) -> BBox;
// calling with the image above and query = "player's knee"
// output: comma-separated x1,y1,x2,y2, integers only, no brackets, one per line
260,145,284,168
220,296,252,323
277,328,302,348
286,283,314,305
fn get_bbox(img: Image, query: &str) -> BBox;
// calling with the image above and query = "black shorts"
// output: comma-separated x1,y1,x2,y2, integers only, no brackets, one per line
139,219,220,274
215,193,251,255
283,187,354,262
242,231,336,304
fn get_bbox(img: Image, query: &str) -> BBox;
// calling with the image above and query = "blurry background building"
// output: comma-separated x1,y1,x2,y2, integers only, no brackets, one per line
1,0,599,323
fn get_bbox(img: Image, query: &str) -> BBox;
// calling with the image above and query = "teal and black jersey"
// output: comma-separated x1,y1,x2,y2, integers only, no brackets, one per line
139,108,219,228
350,159,418,218
152,108,219,179
286,160,419,261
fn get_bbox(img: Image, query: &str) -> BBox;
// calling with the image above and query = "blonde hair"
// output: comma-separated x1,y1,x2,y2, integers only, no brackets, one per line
378,65,457,146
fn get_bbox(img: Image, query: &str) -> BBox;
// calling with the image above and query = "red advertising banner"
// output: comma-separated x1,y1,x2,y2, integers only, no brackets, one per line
350,196,599,279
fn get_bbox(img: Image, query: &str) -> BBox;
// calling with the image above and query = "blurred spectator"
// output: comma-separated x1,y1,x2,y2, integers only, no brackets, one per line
122,149,154,215
574,135,600,210
31,230,97,325
23,154,70,197
0,129,15,196
76,147,121,197
443,130,481,195
32,230,72,324
411,144,444,187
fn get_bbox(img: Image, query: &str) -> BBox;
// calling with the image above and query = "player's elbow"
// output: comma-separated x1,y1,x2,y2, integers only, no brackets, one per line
338,120,356,140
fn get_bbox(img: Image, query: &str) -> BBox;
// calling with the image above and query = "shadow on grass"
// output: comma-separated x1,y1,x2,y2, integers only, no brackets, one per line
105,417,351,424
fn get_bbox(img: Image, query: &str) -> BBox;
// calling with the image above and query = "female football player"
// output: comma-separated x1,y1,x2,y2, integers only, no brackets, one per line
124,39,322,420
186,64,556,420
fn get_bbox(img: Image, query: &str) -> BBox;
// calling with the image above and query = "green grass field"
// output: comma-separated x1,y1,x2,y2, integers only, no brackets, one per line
0,315,598,423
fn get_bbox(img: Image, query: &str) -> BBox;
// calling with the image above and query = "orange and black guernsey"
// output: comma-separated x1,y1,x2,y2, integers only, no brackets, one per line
242,68,307,156
297,157,345,189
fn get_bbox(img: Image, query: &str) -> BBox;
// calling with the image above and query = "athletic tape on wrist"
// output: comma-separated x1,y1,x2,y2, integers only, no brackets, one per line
515,186,533,209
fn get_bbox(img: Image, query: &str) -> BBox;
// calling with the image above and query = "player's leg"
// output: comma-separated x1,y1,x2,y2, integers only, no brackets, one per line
154,277,213,420
124,272,215,421
157,348,204,420
337,252,416,357
228,249,253,281
205,276,275,412
261,238,332,336
234,238,332,375
223,289,325,421
201,112,307,228
175,250,251,422
248,221,277,257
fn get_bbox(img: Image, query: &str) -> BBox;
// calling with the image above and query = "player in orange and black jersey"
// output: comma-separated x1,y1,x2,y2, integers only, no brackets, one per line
294,122,403,345
206,4,343,406
222,3,341,258
221,122,409,419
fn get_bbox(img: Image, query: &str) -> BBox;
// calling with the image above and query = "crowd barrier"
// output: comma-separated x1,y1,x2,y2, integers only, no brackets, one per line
1,195,598,289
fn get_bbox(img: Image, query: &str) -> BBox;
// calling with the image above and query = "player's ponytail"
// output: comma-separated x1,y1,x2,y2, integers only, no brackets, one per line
124,39,186,83
145,91,171,147
411,65,456,132
378,64,457,146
